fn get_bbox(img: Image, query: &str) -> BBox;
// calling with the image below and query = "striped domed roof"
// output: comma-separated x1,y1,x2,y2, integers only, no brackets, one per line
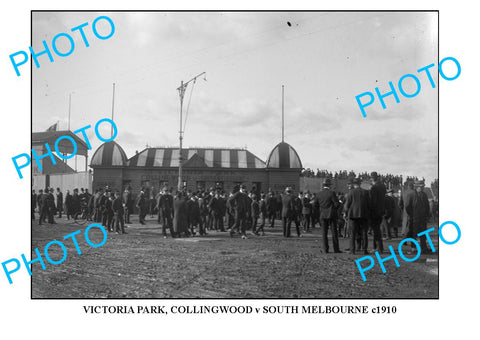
266,142,302,169
90,141,127,167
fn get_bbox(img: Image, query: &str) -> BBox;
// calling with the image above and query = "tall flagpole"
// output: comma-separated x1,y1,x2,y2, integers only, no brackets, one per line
68,93,72,131
111,83,116,138
282,85,285,142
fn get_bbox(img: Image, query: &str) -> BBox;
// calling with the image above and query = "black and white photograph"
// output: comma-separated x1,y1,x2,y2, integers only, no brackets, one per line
29,11,440,299
4,0,480,339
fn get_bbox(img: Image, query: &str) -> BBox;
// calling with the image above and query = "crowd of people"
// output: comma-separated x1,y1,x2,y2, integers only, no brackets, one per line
300,169,410,188
32,187,91,225
32,171,438,254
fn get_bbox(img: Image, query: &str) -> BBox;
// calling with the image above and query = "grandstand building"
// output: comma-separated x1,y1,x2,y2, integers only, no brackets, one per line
90,140,303,195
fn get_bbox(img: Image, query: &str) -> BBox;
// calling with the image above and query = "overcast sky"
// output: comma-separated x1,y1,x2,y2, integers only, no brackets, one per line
32,11,438,184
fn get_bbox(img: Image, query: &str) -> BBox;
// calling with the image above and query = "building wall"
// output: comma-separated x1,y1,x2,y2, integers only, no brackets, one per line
91,167,274,195
92,168,124,193
32,172,93,192
267,170,301,193
122,167,268,194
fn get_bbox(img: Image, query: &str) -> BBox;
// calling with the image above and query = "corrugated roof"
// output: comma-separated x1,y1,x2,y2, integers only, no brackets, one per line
266,142,303,169
90,141,128,167
32,130,89,156
127,148,266,169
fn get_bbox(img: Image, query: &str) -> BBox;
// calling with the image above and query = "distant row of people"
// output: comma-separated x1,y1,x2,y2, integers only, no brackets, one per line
299,169,429,189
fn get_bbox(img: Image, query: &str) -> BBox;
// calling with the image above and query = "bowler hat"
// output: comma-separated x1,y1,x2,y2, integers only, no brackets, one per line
323,178,332,186
414,180,425,187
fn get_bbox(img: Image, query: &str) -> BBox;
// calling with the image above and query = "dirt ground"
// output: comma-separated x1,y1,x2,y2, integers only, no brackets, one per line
31,215,439,299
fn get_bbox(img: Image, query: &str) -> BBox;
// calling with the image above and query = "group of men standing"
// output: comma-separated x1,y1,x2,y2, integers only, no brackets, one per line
343,172,431,254
32,187,90,224
32,173,433,256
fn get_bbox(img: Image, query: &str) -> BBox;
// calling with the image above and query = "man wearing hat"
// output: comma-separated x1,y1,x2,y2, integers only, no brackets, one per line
47,188,57,224
369,172,386,252
38,189,49,225
413,180,431,252
112,191,127,234
266,191,277,228
208,189,222,232
136,189,147,225
228,184,250,239
400,181,416,241
72,188,81,218
123,186,133,224
280,187,295,237
158,187,174,237
344,178,370,254
382,189,396,240
316,178,341,253
56,187,63,218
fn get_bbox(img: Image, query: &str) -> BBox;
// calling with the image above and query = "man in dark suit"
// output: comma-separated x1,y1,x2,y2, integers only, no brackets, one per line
344,178,370,254
186,192,202,236
208,190,221,231
72,188,81,217
413,180,431,252
251,194,260,235
47,188,57,224
280,187,295,237
217,192,227,232
112,191,126,234
302,192,312,232
32,190,37,220
257,193,267,236
369,172,386,252
56,188,63,218
38,189,48,225
122,186,133,224
136,190,147,225
266,191,277,228
228,184,250,239
158,187,174,237
382,189,396,239
316,178,341,253
400,181,416,240
36,189,43,221
65,190,73,220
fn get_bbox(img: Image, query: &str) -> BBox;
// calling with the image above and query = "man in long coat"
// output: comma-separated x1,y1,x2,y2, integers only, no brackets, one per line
369,172,386,252
280,187,294,237
158,187,174,237
413,180,431,252
56,188,63,218
344,178,370,254
173,191,189,236
316,178,340,253
228,184,250,239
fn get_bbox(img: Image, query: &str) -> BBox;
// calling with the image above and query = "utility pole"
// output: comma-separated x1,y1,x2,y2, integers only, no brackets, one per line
282,85,285,143
68,93,72,131
176,72,206,191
